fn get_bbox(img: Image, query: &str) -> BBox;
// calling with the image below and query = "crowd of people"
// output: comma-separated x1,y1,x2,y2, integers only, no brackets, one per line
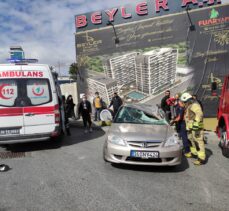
63,92,123,134
161,90,206,166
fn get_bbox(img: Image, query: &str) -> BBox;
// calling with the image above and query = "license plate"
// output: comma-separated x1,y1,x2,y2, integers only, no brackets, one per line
0,129,20,135
130,151,159,158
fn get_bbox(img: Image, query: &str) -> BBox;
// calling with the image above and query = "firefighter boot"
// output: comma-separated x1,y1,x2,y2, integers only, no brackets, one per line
193,158,205,166
184,152,192,158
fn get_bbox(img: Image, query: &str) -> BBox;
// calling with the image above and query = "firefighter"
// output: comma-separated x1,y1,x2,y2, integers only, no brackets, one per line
180,92,206,165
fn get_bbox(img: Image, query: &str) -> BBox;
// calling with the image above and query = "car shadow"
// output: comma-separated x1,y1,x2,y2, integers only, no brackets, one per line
2,120,106,153
205,147,213,164
111,156,189,173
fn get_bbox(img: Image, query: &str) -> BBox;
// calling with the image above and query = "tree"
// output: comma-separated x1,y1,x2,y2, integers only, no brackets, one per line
69,63,79,80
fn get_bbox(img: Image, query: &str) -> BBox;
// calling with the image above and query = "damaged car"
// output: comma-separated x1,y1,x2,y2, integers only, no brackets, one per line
103,104,183,166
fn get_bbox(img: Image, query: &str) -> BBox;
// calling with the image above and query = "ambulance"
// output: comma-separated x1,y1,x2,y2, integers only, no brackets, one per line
0,62,65,144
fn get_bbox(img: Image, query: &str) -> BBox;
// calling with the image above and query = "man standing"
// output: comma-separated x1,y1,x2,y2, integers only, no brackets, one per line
170,100,191,158
161,90,171,122
93,92,102,121
109,92,123,117
180,92,206,165
78,95,92,133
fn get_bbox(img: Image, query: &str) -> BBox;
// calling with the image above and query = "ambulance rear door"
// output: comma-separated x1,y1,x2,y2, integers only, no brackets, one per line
21,65,56,135
0,65,25,137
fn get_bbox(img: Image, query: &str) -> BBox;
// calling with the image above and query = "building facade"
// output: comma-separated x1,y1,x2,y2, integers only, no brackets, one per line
104,52,138,87
136,48,178,94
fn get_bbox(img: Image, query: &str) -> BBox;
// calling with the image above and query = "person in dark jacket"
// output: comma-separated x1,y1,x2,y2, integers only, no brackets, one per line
170,100,191,158
161,90,171,122
78,95,92,133
66,95,76,119
62,95,71,136
108,92,123,117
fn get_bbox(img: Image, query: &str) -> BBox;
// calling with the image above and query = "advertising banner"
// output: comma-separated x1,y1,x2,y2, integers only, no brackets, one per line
75,1,229,117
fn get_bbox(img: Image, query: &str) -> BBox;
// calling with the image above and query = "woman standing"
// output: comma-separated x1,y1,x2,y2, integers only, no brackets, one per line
66,95,76,119
62,95,71,136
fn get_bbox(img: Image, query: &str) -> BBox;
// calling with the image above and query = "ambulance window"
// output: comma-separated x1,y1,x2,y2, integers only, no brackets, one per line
0,80,18,107
27,79,52,106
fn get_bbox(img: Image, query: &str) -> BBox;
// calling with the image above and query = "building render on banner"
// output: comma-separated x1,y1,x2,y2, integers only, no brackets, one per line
136,48,178,94
87,75,118,104
104,52,138,86
102,48,178,95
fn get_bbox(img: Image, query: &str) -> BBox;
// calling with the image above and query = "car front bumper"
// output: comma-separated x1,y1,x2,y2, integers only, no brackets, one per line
104,142,183,166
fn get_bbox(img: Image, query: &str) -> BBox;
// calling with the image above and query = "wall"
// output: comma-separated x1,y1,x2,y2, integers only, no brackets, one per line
60,82,78,116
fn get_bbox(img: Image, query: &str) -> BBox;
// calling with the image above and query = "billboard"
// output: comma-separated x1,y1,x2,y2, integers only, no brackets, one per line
75,1,229,117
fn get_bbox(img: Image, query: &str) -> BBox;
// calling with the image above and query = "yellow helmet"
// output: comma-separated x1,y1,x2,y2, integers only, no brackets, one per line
180,92,192,102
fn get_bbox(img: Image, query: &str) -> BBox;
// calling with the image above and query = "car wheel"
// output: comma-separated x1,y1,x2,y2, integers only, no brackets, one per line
220,127,229,158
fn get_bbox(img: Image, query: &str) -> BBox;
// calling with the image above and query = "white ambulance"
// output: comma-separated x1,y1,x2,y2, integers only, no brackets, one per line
0,63,65,144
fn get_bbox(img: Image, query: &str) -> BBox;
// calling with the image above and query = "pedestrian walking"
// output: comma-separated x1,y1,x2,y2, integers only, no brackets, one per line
78,95,93,133
62,95,71,136
108,92,123,117
93,92,103,121
180,92,206,165
161,90,171,122
66,95,76,119
170,100,191,157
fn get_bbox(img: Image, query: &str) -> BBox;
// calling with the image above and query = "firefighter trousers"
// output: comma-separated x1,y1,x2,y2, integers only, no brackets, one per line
188,130,206,161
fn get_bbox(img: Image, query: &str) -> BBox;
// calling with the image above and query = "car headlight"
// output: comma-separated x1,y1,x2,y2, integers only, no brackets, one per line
164,135,178,147
108,135,126,146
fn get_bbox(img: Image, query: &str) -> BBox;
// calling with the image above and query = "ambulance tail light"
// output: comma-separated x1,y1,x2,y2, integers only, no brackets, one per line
54,104,60,124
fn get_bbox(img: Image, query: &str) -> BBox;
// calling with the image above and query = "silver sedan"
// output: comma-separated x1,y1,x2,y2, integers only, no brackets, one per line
103,104,183,166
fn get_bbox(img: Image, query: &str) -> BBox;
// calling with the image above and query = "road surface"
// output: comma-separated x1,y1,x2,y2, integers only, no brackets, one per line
0,121,229,211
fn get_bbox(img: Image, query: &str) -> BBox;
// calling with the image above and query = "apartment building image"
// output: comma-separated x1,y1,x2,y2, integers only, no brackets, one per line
87,76,119,104
136,48,178,94
104,52,138,86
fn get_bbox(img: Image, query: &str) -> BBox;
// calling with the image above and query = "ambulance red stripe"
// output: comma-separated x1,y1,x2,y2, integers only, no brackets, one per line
0,108,23,116
0,106,55,117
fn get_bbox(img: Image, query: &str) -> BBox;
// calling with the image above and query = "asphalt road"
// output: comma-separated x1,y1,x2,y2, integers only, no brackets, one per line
0,121,229,211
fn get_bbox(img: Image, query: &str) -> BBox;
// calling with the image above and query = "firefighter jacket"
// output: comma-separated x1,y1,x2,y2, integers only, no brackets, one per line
184,102,204,131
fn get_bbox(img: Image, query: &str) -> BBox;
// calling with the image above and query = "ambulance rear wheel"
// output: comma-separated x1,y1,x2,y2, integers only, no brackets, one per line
51,133,63,146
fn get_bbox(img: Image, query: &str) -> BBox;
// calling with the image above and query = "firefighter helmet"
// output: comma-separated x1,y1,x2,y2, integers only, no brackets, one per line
180,92,192,102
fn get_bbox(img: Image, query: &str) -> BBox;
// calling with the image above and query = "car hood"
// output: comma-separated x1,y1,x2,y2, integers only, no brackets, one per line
108,123,174,142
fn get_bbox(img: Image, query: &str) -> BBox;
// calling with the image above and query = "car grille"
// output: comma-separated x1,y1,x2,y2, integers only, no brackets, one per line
127,141,162,148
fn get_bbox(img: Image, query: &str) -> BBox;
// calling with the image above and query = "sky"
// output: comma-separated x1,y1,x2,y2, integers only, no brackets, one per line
0,0,228,75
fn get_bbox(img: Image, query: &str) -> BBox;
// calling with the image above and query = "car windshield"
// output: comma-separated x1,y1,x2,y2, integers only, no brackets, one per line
114,106,167,125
